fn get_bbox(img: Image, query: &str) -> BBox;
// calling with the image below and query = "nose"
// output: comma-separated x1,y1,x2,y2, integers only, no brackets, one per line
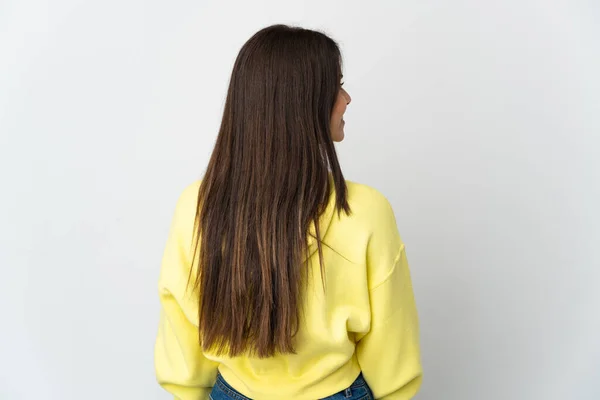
345,90,352,105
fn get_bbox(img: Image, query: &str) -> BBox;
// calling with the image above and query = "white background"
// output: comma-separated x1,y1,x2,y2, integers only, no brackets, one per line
1,1,599,399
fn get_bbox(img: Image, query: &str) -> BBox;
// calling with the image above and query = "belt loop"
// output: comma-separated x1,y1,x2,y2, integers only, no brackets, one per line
345,387,352,398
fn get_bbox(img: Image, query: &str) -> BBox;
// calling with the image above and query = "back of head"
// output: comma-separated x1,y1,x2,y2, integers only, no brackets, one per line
193,24,350,358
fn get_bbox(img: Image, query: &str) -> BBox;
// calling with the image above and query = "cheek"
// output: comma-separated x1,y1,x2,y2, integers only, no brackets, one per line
335,102,346,120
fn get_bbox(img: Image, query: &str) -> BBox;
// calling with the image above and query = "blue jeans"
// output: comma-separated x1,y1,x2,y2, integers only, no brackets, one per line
209,371,374,400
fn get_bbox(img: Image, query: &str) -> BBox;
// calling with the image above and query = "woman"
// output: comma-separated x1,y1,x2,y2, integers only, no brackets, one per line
155,24,422,400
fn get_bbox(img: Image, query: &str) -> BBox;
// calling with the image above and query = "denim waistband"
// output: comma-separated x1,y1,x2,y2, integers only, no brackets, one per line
214,371,369,400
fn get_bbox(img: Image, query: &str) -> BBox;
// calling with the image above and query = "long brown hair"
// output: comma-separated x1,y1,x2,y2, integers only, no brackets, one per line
192,24,350,358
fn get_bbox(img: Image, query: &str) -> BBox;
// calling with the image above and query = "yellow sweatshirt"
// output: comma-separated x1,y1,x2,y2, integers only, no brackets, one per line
155,180,422,399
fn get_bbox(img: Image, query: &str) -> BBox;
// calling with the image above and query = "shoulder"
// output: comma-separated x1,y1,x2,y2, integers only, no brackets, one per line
345,180,397,226
174,180,202,212
345,180,391,204
177,180,202,206
177,180,202,204
343,180,404,285
326,180,402,254
344,179,403,251
170,180,202,233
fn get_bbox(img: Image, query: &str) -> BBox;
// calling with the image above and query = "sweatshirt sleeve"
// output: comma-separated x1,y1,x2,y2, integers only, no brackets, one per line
154,182,219,400
356,193,422,399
